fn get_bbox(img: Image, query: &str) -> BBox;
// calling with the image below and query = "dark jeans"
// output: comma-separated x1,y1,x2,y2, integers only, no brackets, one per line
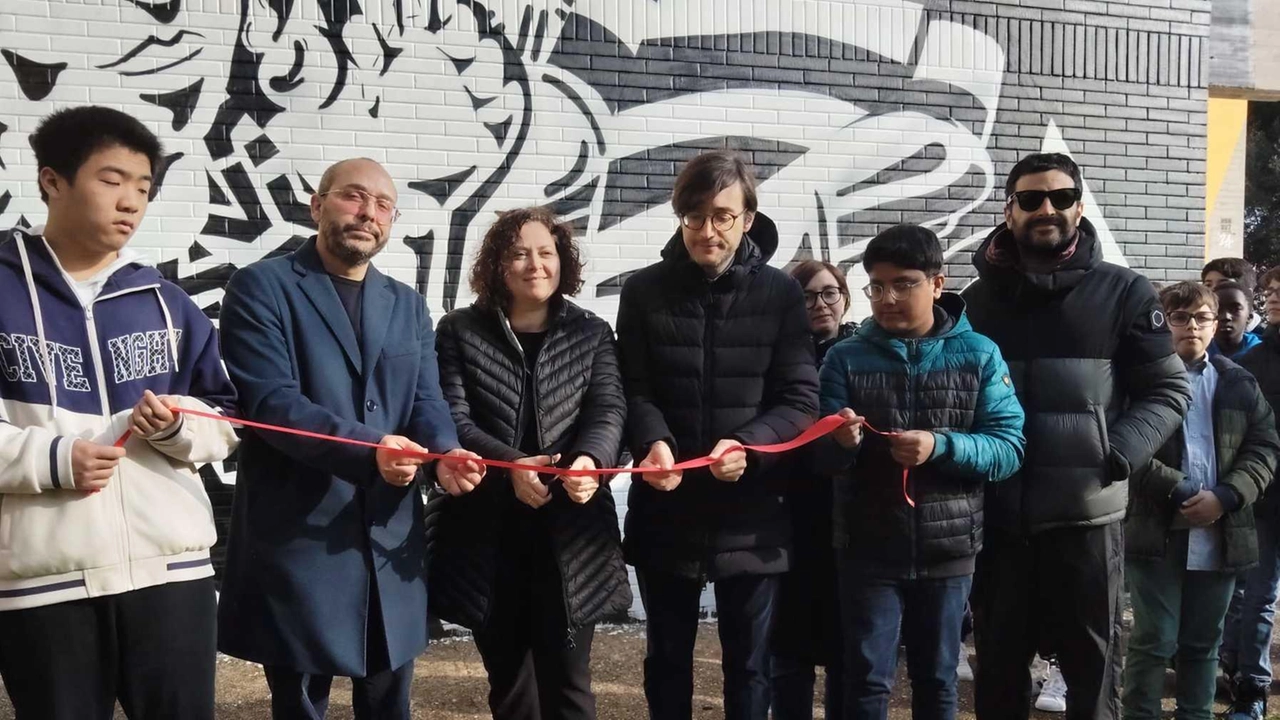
971,522,1124,720
1221,510,1280,693
770,653,844,720
473,521,596,720
837,562,971,720
0,578,216,720
637,568,779,720
1122,534,1236,720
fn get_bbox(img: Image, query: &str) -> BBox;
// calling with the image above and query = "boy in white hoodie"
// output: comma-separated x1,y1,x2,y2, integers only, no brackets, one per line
0,106,238,719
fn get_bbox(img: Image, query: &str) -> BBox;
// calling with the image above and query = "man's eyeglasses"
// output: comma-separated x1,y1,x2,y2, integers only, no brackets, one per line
1167,311,1218,328
804,288,844,309
862,278,930,302
680,210,747,232
319,188,401,223
1006,188,1081,213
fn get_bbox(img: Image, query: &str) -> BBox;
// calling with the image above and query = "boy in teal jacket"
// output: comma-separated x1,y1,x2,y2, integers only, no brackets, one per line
820,224,1025,720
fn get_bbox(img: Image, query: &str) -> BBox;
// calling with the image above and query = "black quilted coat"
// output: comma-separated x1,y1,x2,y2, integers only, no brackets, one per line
425,300,631,633
616,213,820,580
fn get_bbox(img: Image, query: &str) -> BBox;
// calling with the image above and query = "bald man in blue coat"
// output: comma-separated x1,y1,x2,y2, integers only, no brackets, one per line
216,158,484,720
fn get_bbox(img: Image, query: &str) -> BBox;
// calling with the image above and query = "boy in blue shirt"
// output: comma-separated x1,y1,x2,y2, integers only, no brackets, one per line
820,224,1025,720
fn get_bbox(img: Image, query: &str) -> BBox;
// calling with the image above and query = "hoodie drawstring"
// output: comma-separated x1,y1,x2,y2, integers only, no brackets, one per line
14,234,58,420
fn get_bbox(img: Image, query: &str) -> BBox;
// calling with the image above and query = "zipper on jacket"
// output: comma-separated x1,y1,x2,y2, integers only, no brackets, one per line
699,288,717,579
88,284,165,588
907,339,919,581
85,299,131,587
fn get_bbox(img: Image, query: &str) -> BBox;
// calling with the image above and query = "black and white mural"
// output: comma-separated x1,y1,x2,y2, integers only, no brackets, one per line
2,0,1207,599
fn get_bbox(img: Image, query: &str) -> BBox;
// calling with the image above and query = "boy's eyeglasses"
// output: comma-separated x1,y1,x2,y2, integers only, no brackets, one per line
1167,311,1218,328
680,210,746,232
862,277,931,302
804,288,844,309
1006,188,1081,213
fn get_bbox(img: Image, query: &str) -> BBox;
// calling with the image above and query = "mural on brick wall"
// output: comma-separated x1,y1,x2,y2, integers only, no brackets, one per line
0,0,1132,317
0,0,1204,612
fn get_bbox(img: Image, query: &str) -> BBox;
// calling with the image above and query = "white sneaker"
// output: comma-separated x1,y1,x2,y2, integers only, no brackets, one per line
957,645,974,682
1035,663,1067,713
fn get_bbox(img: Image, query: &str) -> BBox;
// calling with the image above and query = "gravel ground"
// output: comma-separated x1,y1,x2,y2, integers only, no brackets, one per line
3,621,1270,718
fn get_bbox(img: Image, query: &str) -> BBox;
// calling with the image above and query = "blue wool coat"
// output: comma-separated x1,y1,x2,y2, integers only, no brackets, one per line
216,238,459,676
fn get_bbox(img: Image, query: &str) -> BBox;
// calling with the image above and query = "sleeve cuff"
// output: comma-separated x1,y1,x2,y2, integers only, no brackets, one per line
146,413,187,445
49,436,75,490
1212,485,1243,513
929,432,949,462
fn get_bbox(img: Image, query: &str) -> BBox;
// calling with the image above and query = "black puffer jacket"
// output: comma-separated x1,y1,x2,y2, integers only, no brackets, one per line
425,300,631,632
772,322,854,665
1126,355,1278,571
616,213,820,580
962,219,1192,535
1239,326,1280,519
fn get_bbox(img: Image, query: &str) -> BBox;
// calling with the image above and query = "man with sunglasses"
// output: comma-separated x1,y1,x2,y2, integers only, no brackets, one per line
216,157,485,719
616,149,819,720
962,153,1192,720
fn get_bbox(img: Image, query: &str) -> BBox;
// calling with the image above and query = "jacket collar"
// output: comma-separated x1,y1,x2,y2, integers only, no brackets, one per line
291,236,396,378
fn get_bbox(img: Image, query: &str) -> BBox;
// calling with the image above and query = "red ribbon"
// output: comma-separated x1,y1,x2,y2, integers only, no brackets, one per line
859,419,915,508
115,408,849,477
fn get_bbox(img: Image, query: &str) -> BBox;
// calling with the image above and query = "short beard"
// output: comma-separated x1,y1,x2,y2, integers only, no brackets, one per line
1013,217,1076,261
321,219,388,266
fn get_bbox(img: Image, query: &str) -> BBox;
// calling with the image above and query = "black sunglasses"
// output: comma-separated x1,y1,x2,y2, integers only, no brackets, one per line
1007,188,1081,212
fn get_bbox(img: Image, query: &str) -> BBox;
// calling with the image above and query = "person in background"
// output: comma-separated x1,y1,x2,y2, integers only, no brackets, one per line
1222,266,1280,720
769,260,856,720
1122,281,1278,720
1210,281,1263,360
820,225,1025,720
1203,258,1263,336
429,206,630,720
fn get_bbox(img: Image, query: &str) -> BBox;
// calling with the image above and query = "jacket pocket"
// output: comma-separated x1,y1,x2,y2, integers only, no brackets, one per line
121,455,216,561
0,491,121,578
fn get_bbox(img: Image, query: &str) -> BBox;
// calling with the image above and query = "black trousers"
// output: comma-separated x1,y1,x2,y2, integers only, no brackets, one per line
638,568,779,720
971,522,1125,720
0,578,217,720
473,520,597,720
265,575,414,720
263,662,414,720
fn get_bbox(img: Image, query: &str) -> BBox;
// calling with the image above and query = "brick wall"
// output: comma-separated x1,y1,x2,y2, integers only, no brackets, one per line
0,0,1211,619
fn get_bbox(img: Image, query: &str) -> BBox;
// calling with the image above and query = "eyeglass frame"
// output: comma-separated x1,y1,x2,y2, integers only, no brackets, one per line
804,287,846,309
861,275,935,303
318,187,402,224
679,209,749,232
1166,310,1218,328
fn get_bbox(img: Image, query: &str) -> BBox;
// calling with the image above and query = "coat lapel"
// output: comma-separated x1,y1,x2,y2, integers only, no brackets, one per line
293,240,363,375
359,264,396,382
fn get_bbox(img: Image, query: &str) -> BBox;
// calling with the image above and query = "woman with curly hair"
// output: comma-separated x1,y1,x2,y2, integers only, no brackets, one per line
427,206,630,720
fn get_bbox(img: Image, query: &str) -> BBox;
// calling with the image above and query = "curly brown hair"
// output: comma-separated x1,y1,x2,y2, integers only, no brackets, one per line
469,206,584,309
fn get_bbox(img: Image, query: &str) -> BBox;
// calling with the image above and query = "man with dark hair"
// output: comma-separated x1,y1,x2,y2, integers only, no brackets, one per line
963,152,1192,720
0,106,238,719
617,149,819,720
217,157,485,720
821,224,1025,719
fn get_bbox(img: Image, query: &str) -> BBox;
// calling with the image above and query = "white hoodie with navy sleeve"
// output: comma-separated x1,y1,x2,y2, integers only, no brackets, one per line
0,226,238,610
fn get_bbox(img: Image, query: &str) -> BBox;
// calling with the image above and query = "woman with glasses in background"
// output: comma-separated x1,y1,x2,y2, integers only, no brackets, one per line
769,260,857,720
